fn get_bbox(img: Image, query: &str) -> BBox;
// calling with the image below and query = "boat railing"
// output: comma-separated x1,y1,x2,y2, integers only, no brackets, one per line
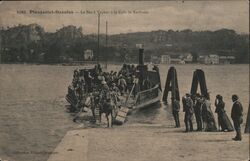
135,85,159,106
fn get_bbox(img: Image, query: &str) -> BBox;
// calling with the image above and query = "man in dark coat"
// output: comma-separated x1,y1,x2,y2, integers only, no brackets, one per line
231,94,243,141
194,94,203,131
172,99,180,128
183,94,194,132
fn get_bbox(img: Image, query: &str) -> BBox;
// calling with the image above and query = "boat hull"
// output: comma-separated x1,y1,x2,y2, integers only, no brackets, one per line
134,85,162,110
65,86,78,108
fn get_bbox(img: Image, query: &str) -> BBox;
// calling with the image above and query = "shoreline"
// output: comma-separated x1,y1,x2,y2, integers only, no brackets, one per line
0,62,249,66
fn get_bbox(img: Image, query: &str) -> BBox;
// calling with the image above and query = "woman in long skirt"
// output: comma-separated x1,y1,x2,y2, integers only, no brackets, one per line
215,95,234,132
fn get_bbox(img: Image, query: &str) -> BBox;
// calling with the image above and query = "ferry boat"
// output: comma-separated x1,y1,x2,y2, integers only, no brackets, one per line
65,47,162,124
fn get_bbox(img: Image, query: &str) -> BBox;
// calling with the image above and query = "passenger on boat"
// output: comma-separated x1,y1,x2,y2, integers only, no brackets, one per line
85,70,94,93
110,83,121,106
142,77,151,90
106,72,113,87
118,76,127,96
90,91,101,123
126,75,133,93
112,72,118,85
72,69,79,88
100,81,110,102
96,64,102,73
215,95,234,132
153,65,159,72
78,79,86,100
130,64,136,75
96,72,105,90
119,64,127,76
110,83,120,93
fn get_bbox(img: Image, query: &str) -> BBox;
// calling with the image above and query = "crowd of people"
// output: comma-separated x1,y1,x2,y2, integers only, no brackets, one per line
69,64,244,141
172,93,244,141
72,64,139,99
70,64,140,123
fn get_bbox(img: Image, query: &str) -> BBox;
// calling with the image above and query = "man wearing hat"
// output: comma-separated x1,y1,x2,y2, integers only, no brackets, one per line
215,94,224,130
118,75,127,96
194,93,203,131
231,94,243,141
172,99,181,128
182,93,194,132
100,80,111,103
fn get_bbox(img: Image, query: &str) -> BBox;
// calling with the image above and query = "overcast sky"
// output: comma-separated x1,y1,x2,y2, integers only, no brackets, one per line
0,1,249,34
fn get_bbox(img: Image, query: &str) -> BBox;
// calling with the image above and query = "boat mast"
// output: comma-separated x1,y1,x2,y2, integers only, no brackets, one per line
105,21,108,68
97,13,100,64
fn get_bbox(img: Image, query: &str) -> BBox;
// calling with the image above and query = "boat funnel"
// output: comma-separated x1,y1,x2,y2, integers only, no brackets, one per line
139,48,144,65
136,44,144,66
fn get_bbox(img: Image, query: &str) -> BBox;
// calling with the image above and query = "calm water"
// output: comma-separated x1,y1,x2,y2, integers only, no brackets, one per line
0,64,249,161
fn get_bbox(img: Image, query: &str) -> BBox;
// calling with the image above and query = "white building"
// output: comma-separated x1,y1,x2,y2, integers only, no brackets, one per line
171,58,183,64
198,55,219,64
150,55,160,64
219,56,236,64
161,55,171,64
206,55,219,64
84,49,94,60
179,53,193,63
184,53,193,63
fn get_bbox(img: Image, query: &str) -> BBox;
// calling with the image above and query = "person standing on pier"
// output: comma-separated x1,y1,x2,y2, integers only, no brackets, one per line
231,95,243,141
182,94,194,132
215,95,234,132
194,94,203,131
172,99,180,128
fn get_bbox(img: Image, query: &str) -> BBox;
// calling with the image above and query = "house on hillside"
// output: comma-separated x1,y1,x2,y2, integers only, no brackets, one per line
207,54,219,64
150,55,160,64
38,52,45,63
170,55,183,64
160,55,171,64
179,53,193,63
171,58,184,64
219,56,236,64
198,54,219,64
84,49,94,60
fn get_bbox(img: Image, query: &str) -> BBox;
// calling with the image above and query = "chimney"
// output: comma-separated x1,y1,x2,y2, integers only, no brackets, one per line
139,48,144,65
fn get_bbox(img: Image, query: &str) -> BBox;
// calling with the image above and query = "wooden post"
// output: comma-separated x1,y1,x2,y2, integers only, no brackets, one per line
190,69,209,99
162,66,180,103
244,103,250,133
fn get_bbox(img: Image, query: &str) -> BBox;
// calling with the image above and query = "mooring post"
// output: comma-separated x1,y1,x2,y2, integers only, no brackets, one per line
162,66,180,103
244,103,250,133
190,69,209,99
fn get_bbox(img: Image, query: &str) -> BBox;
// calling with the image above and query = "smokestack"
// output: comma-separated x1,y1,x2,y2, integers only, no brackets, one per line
139,48,144,65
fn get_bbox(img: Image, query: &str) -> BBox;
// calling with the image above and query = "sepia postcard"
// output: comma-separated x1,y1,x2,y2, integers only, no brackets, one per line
0,1,249,161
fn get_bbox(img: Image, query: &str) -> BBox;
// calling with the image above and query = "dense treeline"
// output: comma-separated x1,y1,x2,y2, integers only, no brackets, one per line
0,24,249,63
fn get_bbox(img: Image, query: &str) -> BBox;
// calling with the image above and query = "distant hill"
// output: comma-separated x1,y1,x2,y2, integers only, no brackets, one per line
0,24,249,63
108,29,249,60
